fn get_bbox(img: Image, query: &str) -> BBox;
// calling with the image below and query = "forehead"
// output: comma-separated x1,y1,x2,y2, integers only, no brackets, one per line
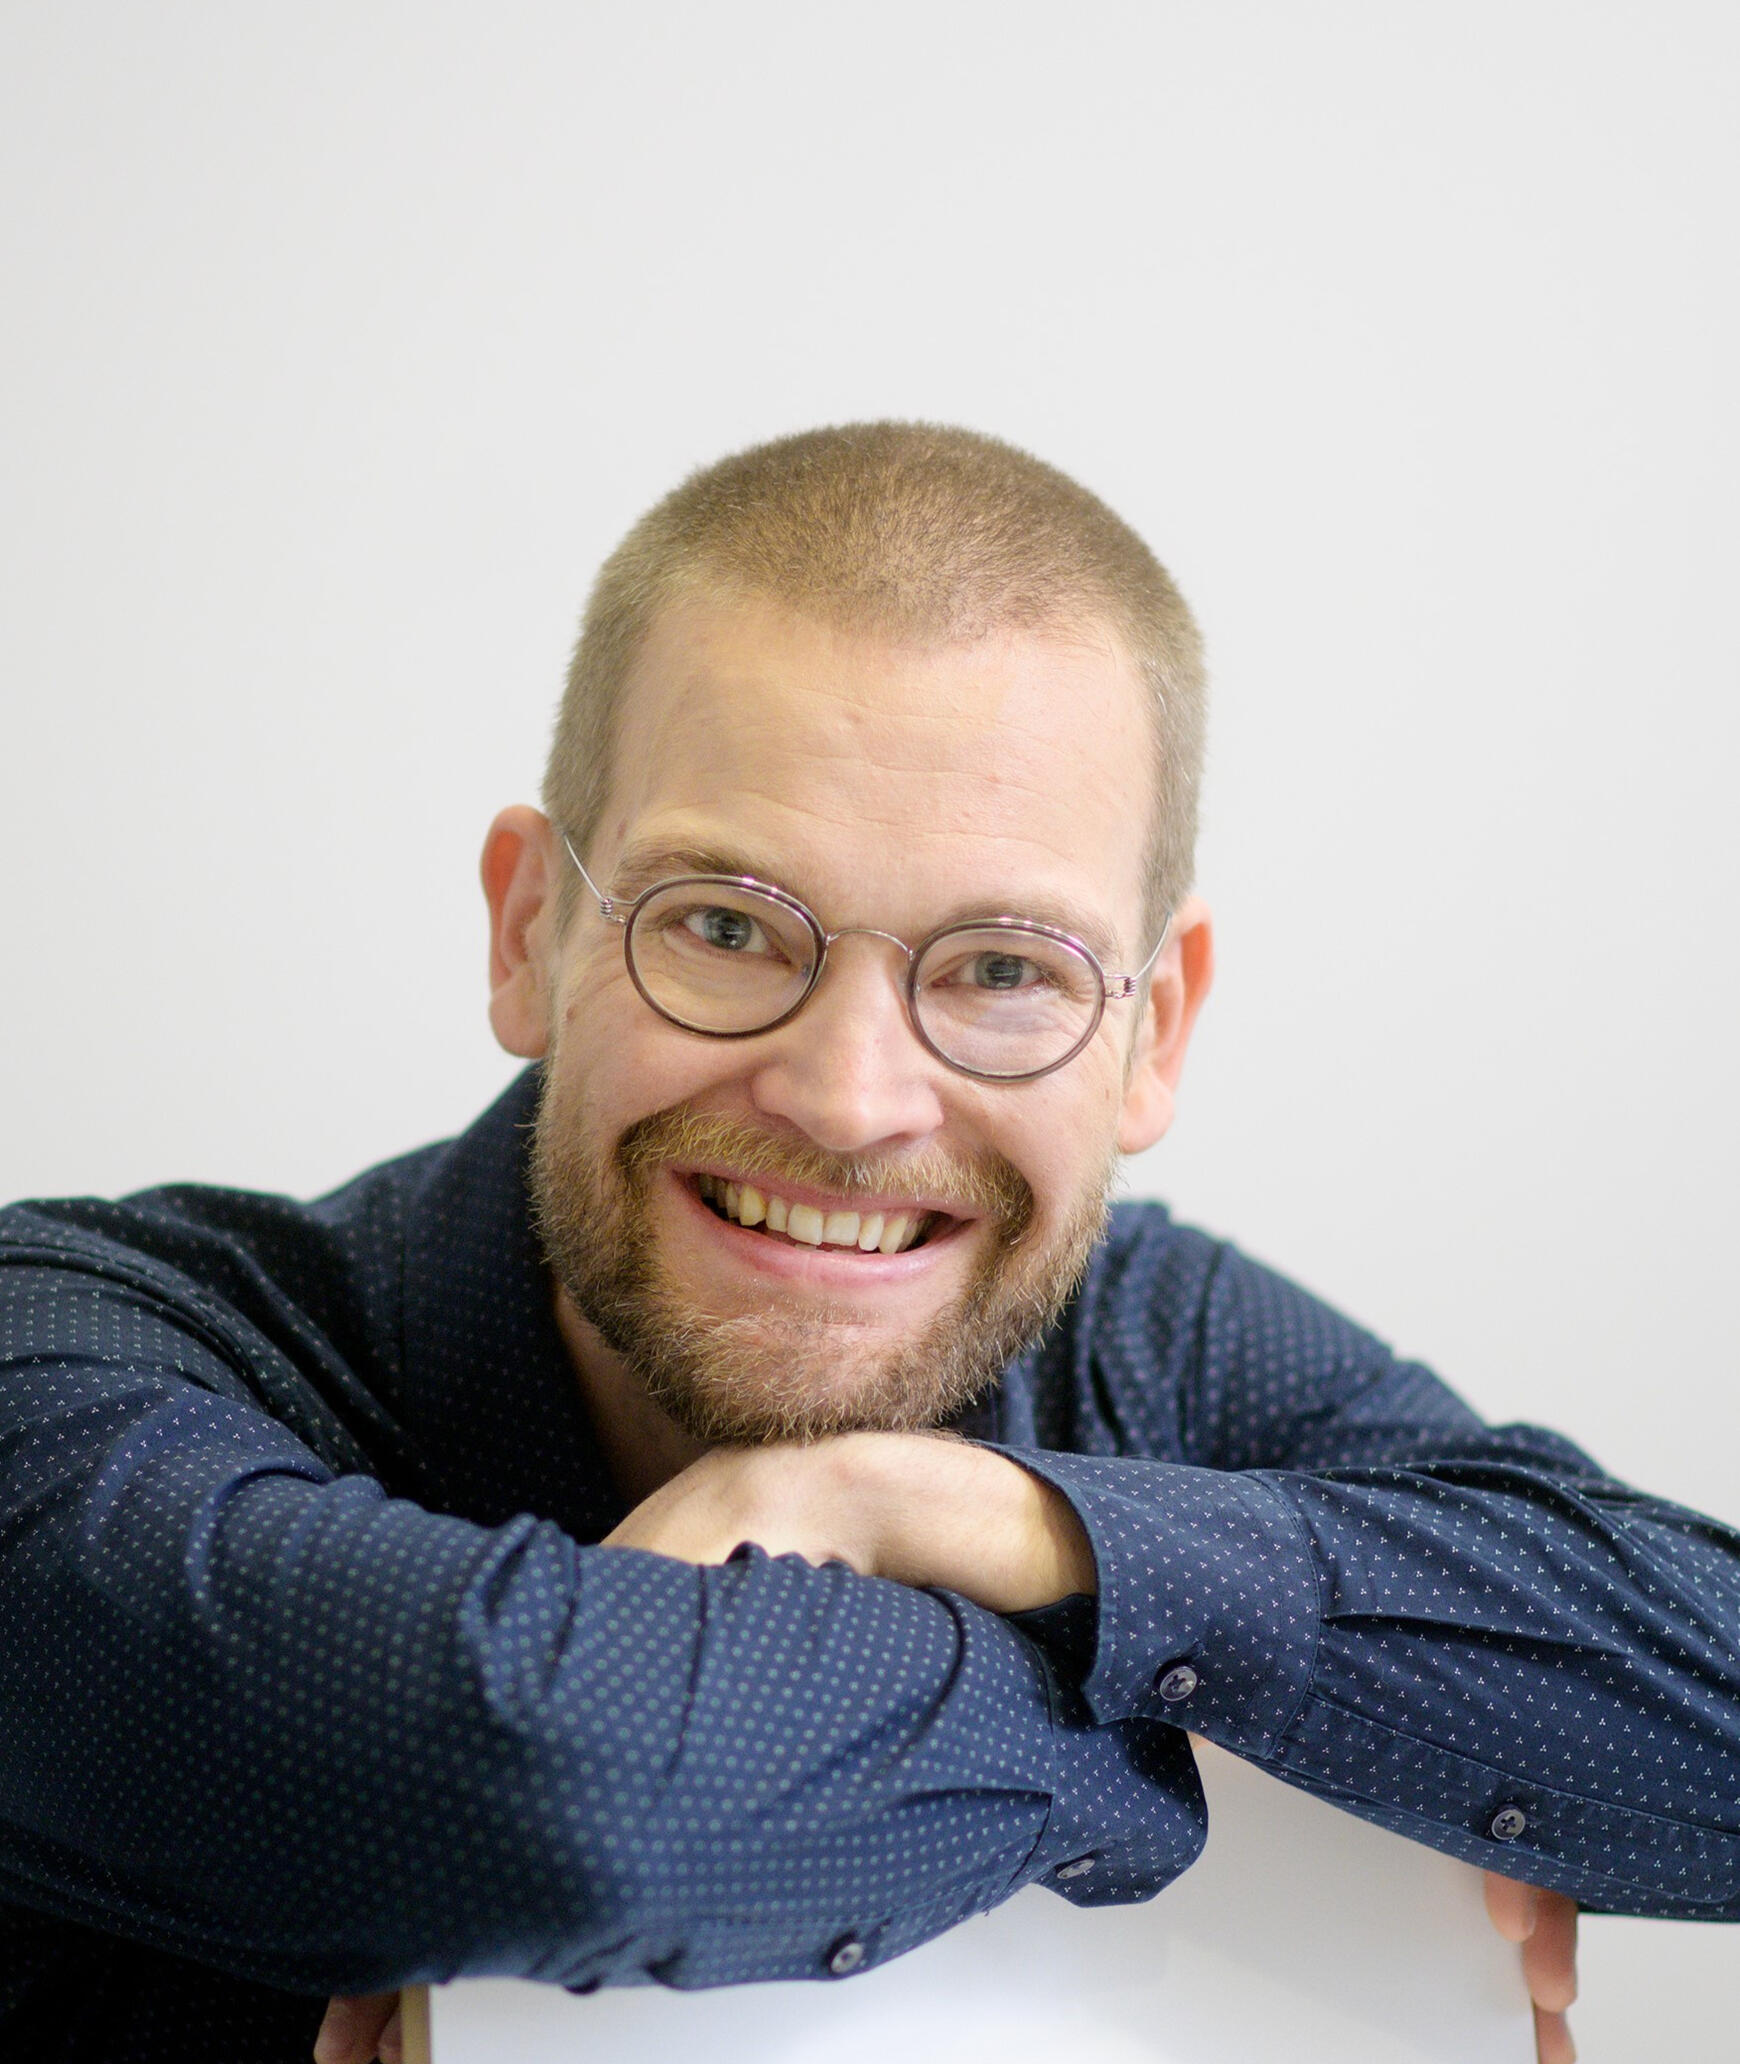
603,594,1154,933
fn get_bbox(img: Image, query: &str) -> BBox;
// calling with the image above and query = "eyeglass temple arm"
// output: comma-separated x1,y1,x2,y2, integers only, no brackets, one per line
1105,914,1173,1000
560,832,630,924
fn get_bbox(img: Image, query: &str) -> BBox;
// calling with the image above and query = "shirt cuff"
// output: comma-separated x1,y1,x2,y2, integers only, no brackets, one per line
1020,1649,1208,1906
987,1448,1323,1756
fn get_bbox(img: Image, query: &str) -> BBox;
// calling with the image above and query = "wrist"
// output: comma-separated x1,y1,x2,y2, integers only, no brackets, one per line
849,1435,1097,1611
1029,1473,1097,1602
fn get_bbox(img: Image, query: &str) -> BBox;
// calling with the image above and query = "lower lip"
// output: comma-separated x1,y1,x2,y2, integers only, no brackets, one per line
670,1173,971,1285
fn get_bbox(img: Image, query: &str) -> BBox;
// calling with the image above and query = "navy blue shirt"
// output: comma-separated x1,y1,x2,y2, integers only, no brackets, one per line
2,1069,1736,2061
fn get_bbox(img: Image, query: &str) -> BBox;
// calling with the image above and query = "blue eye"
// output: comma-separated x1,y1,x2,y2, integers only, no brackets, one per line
687,906,760,952
971,953,1041,990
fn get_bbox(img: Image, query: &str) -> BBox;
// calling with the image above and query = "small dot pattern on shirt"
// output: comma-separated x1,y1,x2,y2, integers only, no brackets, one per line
1,1067,1736,2061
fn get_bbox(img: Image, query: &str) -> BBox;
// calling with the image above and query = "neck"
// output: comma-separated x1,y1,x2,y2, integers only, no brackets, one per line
552,1285,709,1508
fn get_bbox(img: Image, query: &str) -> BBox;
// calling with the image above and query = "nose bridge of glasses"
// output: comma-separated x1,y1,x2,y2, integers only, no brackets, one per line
819,922,920,967
807,926,924,1042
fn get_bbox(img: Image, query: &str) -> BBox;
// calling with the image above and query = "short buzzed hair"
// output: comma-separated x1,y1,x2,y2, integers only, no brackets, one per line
543,422,1205,932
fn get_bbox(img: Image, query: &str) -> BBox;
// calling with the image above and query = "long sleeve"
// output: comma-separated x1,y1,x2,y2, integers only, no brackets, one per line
999,1214,1740,1919
0,1262,1203,2000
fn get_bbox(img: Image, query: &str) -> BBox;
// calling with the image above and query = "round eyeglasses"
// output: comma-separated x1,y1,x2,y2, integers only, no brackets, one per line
560,835,1170,1084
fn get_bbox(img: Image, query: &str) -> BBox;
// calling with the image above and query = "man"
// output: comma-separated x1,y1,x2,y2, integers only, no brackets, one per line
1,424,1730,2064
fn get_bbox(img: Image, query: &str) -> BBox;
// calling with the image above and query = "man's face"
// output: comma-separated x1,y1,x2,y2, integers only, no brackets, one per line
519,593,1185,1444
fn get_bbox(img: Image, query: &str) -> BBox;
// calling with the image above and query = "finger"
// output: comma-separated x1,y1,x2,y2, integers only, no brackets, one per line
1483,1870,1539,1943
1533,2002,1577,2064
1521,1892,1579,2013
378,1997,405,2064
312,1992,399,2064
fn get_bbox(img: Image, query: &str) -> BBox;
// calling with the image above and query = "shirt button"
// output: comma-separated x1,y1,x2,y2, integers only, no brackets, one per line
1489,1806,1529,1843
826,1935,866,1976
1156,1663,1200,1704
1054,1854,1098,1881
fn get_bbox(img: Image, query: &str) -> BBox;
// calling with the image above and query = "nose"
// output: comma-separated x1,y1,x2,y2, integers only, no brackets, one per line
746,935,948,1154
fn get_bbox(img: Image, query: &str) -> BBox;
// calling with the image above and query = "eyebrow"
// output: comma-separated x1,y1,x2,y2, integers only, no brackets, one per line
605,839,1131,967
607,840,783,899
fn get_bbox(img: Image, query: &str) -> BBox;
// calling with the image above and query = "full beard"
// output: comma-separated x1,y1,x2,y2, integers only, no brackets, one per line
530,1076,1115,1447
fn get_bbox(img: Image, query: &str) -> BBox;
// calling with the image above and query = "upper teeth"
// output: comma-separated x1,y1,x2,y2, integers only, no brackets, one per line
696,1175,928,1254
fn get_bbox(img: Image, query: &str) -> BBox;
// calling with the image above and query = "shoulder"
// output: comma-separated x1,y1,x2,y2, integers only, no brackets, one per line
1083,1198,1401,1362
0,1135,454,1469
1044,1200,1470,1465
0,1134,446,1328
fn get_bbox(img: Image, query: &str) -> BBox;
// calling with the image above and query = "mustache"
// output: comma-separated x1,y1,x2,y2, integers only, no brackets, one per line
615,1105,1034,1237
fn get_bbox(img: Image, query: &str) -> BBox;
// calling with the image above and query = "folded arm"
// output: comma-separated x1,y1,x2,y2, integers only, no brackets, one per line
0,1265,1202,1999
1005,1424,1740,1919
588,1310,1740,1923
541,1424,1601,2064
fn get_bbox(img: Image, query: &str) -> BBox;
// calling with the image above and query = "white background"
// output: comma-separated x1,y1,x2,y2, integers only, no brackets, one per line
2,3,1735,2055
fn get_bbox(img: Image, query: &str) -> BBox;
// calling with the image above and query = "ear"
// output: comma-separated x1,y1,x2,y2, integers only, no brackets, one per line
482,805,561,1059
1116,897,1214,1154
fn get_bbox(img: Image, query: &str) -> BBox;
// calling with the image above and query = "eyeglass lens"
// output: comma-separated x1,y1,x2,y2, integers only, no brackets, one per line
628,882,817,1034
624,881,1103,1076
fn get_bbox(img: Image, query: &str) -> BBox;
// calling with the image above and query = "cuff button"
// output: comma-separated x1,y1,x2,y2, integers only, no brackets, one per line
826,1935,866,1976
1054,1854,1098,1881
1156,1663,1200,1704
1488,1806,1529,1843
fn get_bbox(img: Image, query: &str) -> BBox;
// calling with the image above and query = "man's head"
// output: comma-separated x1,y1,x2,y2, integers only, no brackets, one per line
485,424,1213,1447
544,422,1205,942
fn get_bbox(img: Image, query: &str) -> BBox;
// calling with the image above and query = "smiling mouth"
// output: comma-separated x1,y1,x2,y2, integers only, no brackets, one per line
692,1173,947,1254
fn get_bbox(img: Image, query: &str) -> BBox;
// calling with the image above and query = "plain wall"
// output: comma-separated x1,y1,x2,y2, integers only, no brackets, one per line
3,4,1736,2054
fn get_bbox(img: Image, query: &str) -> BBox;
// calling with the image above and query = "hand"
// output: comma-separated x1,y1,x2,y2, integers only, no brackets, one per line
602,1433,1096,1614
1483,1872,1577,2064
313,1990,400,2064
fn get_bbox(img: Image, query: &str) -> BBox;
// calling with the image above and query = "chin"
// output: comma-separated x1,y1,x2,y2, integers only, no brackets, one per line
595,1295,998,1446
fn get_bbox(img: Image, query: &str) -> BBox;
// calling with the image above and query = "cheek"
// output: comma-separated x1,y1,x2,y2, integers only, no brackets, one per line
996,1074,1125,1222
551,970,752,1131
551,940,673,1072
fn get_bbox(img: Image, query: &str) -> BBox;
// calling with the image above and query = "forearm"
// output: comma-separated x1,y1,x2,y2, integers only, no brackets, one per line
0,1367,1201,1995
1006,1437,1740,1918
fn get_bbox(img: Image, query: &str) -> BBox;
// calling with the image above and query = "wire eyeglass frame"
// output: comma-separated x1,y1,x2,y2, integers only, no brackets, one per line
559,831,1171,1084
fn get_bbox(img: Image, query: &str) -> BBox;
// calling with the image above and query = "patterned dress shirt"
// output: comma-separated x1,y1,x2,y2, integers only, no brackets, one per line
1,1068,1736,2062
